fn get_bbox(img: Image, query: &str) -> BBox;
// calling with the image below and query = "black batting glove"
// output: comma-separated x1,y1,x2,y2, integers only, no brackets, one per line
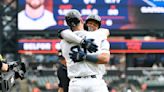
69,50,86,63
81,38,98,53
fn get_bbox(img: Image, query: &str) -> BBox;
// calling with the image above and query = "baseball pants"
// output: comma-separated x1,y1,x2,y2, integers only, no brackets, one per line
68,76,108,92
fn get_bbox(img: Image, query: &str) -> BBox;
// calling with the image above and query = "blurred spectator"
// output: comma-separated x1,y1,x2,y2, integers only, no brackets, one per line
110,55,120,66
157,54,164,67
110,54,120,70
160,55,164,66
144,54,156,67
109,54,125,70
133,54,146,67
35,54,44,62
45,55,59,63
45,81,58,90
141,83,147,92
32,87,41,92
18,0,56,30
45,81,53,90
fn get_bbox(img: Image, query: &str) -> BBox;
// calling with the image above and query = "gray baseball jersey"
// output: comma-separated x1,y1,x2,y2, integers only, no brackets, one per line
60,29,110,78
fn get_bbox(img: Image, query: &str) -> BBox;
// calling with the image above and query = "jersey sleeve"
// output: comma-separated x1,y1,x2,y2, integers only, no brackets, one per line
60,29,83,44
99,40,110,54
100,28,110,37
94,28,109,40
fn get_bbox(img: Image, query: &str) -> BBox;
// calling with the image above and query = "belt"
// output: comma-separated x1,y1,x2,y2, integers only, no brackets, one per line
75,75,96,78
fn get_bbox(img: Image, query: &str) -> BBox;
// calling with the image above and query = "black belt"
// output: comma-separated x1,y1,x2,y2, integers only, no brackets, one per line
75,75,96,78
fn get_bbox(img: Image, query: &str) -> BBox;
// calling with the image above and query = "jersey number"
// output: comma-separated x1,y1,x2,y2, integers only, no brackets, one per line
70,45,87,53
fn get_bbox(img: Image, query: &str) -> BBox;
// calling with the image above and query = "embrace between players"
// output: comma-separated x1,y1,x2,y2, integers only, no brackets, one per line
58,9,110,92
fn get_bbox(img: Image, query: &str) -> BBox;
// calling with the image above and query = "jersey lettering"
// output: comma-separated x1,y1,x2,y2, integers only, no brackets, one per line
70,45,87,53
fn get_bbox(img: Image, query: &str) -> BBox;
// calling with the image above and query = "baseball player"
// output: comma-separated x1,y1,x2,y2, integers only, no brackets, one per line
85,14,110,57
57,14,109,92
60,9,110,92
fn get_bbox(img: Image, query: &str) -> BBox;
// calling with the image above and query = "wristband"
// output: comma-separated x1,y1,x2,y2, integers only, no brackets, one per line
85,55,99,63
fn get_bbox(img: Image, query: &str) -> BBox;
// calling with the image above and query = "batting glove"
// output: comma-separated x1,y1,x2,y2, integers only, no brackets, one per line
69,50,86,63
81,38,98,53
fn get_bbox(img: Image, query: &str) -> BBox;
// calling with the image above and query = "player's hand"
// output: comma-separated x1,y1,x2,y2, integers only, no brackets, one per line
69,50,86,62
81,38,98,53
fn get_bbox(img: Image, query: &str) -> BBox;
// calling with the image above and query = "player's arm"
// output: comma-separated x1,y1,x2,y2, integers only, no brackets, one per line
99,28,110,37
96,53,110,64
58,28,109,42
58,29,98,53
105,28,110,37
58,29,82,44
85,39,110,64
97,39,110,64
83,52,110,64
94,28,110,40
89,32,110,64
69,40,110,64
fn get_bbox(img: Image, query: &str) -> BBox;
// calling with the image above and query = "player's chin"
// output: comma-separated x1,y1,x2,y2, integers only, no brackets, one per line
29,3,43,9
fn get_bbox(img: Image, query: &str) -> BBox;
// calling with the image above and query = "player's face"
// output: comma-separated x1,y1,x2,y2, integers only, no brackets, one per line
86,20,99,31
26,0,45,9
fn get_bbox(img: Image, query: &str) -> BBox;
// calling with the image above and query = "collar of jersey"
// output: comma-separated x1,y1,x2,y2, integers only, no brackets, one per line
25,10,45,21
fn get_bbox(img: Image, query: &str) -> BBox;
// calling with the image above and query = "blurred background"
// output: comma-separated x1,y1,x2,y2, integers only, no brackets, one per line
1,0,164,92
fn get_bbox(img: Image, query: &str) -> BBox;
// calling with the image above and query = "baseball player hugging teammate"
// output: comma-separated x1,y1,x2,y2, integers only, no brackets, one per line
59,9,110,92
